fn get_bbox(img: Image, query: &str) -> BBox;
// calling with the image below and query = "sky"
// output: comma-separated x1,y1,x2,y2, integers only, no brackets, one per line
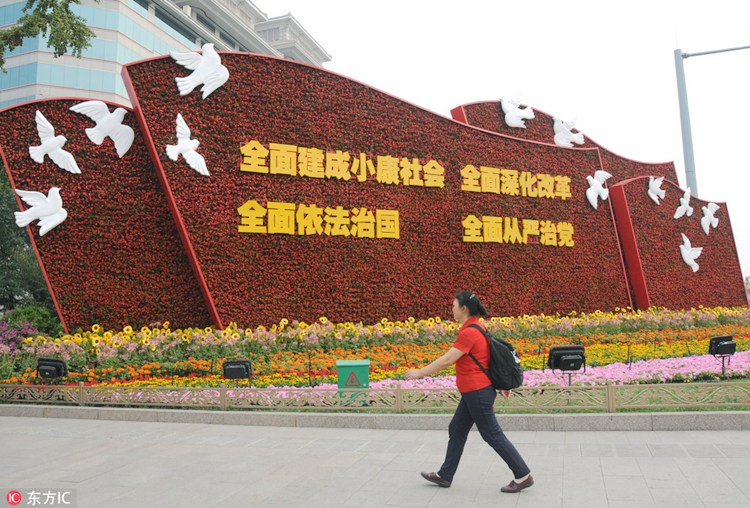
255,0,750,280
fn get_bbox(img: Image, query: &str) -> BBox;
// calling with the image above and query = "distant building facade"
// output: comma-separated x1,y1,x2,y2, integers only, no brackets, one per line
0,0,330,109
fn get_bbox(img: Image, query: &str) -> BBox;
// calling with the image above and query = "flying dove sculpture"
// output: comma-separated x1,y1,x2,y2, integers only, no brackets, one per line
28,110,80,174
585,170,613,209
69,100,134,158
647,176,666,205
553,117,585,148
170,43,229,99
501,98,535,129
14,187,68,236
673,187,694,219
166,114,209,176
701,202,720,235
679,233,702,272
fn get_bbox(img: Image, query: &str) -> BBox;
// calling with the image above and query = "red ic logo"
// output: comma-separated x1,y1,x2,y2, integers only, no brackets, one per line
6,490,22,506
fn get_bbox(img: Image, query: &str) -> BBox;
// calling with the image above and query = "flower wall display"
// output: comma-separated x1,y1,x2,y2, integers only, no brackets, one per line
452,101,679,183
1,54,745,332
610,177,747,309
122,52,634,328
0,99,211,331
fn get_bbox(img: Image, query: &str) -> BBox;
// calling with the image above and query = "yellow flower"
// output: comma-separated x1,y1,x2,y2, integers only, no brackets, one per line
123,326,133,334
91,324,102,333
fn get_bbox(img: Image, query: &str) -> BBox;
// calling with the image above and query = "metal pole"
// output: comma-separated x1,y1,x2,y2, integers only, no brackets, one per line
674,49,698,193
674,44,750,196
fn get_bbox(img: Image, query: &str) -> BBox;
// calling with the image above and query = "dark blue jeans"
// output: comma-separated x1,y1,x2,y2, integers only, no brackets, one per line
437,385,530,482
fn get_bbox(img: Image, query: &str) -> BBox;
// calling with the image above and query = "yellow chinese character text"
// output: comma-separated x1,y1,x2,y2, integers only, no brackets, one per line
460,165,481,192
480,166,501,194
376,209,400,239
237,199,266,234
269,143,298,176
240,140,269,174
462,214,483,242
298,147,325,178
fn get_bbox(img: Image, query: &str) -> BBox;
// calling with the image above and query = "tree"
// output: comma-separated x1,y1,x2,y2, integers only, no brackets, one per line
0,0,97,72
0,166,52,311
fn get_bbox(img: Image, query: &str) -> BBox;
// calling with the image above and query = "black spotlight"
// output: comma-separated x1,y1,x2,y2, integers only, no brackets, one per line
36,358,68,380
222,359,253,383
709,335,736,376
547,346,586,385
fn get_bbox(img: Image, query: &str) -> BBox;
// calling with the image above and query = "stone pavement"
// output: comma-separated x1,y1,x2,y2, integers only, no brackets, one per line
1,409,750,507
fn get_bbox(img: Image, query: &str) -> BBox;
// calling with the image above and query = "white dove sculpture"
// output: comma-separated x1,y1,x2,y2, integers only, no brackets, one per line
585,170,613,209
701,202,720,235
501,98,535,129
14,187,68,236
679,233,702,272
647,176,666,205
170,43,229,99
166,114,209,176
553,117,585,148
673,187,694,219
69,100,134,158
28,110,80,174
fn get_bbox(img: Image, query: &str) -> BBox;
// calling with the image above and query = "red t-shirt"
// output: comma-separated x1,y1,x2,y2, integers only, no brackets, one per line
453,317,491,393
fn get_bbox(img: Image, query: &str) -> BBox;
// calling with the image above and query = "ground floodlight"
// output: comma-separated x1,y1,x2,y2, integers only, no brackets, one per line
709,335,736,376
222,359,252,381
548,346,586,371
547,346,586,385
36,358,68,380
708,336,736,356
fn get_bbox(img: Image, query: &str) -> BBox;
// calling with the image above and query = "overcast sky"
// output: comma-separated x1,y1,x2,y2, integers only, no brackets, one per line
256,0,750,279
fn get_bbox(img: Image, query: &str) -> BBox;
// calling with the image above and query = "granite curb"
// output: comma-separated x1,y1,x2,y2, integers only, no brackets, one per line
1,404,749,430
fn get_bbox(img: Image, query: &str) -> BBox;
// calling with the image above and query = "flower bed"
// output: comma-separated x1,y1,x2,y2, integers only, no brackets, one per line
1,306,748,388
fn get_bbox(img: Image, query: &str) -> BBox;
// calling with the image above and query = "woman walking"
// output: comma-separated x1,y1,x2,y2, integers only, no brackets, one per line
404,290,533,494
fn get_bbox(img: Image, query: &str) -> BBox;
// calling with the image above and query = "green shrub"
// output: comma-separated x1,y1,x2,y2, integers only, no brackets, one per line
3,306,62,337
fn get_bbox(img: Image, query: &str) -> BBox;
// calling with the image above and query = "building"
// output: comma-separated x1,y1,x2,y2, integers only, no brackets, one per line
0,0,330,109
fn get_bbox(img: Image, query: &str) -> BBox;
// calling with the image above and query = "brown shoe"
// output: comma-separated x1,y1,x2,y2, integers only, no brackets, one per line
420,471,451,488
501,474,534,493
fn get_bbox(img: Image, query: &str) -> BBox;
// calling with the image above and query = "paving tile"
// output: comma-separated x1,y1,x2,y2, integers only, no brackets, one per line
601,457,642,477
648,444,689,457
3,414,750,508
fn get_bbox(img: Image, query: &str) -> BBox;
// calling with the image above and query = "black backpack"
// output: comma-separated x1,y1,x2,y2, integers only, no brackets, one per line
466,323,524,390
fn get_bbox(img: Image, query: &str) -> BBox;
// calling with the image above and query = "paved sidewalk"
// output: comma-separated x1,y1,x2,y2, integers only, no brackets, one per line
2,415,750,507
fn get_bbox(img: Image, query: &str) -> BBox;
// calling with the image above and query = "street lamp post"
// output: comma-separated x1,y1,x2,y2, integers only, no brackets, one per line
673,45,750,196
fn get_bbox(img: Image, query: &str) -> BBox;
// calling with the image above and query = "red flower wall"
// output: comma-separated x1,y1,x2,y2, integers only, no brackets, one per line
123,53,632,328
0,99,211,331
610,177,747,309
452,101,679,183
